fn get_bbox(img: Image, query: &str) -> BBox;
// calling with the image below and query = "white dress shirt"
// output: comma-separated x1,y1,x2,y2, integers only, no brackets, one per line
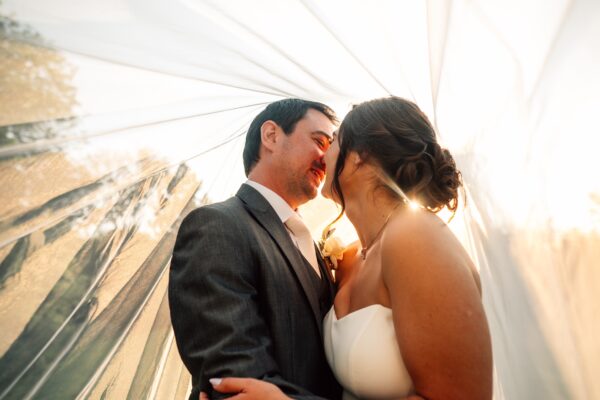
244,180,320,276
245,180,295,224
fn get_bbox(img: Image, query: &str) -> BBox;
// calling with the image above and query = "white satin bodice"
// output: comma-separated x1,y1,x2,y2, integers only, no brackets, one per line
323,304,414,400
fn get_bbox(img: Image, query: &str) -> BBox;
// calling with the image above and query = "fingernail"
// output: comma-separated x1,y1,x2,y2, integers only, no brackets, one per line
209,378,222,386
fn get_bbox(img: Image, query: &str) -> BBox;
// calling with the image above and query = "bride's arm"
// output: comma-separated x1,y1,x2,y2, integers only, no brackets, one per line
381,213,493,400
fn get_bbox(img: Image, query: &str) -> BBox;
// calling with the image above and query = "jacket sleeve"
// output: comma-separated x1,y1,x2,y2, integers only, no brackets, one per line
168,206,331,400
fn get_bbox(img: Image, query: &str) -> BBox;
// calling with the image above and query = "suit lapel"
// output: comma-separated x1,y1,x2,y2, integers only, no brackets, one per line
315,244,336,300
236,184,323,335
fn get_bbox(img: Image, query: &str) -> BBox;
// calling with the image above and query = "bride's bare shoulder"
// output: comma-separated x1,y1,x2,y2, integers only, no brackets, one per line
381,208,481,293
385,208,448,242
381,208,455,269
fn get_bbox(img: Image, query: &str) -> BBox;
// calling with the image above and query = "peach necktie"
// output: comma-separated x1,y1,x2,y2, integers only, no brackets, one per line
284,213,320,278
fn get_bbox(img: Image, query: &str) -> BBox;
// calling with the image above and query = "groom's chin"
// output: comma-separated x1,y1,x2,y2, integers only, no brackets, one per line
301,181,320,200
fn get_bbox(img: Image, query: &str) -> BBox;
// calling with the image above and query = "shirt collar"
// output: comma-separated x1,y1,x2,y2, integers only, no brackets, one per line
245,180,295,223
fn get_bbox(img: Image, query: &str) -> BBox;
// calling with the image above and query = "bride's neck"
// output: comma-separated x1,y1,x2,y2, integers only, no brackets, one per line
344,190,402,249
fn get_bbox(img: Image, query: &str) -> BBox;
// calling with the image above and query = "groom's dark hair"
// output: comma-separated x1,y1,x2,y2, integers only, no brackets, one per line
243,98,338,176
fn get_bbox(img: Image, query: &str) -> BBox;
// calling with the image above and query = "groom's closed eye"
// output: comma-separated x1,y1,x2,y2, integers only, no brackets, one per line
314,138,327,150
312,132,332,151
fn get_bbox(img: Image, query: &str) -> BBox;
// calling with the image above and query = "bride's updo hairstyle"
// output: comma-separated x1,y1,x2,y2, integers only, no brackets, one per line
332,96,463,216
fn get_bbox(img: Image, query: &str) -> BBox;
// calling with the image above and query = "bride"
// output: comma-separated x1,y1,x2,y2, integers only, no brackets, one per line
207,97,493,400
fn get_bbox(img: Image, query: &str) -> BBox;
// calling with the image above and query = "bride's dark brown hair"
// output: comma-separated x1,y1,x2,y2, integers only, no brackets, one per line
329,96,463,226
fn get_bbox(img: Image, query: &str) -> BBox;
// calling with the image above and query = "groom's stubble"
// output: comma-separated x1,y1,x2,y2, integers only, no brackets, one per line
279,139,323,207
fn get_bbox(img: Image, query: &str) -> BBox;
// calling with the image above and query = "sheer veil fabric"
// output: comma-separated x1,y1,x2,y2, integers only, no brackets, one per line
1,0,599,399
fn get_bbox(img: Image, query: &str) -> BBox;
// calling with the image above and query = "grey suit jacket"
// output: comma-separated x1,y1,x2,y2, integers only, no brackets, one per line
169,184,341,400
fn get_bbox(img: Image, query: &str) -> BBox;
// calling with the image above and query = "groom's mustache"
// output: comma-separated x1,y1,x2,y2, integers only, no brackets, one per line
311,160,326,180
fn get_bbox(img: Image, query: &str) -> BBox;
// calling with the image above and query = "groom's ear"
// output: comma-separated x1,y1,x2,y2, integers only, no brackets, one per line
260,120,279,152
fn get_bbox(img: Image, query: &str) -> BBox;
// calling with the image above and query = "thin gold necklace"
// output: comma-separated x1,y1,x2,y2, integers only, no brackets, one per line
360,202,403,260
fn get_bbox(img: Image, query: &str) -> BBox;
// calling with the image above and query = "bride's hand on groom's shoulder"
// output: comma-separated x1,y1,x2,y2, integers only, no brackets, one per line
200,377,290,400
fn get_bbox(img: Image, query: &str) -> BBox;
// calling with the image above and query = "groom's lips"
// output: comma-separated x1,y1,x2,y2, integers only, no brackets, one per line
310,167,325,184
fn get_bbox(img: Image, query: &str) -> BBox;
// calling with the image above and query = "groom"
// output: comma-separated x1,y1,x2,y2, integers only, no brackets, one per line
169,99,342,400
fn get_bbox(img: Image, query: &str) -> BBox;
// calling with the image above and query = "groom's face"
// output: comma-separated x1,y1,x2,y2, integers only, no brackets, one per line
277,109,335,205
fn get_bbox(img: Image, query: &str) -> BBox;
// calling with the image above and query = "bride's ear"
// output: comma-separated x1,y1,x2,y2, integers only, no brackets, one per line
352,152,364,167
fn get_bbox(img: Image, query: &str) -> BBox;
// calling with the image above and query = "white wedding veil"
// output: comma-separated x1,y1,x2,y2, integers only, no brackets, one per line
1,1,598,399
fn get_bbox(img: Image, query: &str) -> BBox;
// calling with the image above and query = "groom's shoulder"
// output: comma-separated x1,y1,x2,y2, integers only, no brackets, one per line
182,195,246,225
204,194,245,215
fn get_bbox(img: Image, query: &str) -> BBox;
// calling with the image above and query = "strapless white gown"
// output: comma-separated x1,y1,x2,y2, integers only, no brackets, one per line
323,304,414,400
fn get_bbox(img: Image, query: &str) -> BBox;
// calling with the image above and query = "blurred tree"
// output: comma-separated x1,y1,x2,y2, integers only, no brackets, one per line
0,11,78,148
